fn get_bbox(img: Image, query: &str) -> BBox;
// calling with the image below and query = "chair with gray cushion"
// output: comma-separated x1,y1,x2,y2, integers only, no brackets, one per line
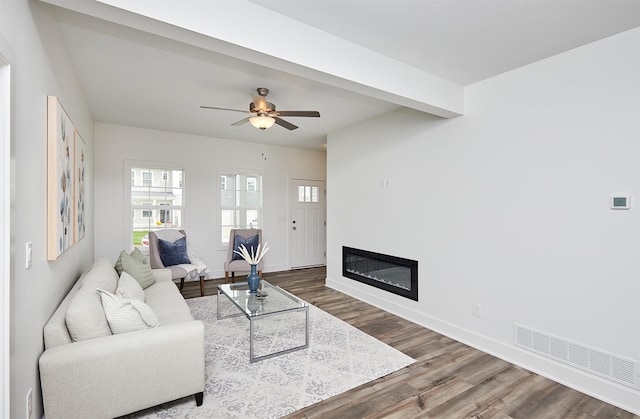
149,229,208,296
224,229,263,283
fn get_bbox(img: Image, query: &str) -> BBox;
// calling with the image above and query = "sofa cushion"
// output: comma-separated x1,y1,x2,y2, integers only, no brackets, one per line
65,262,119,342
79,258,116,286
116,272,145,302
98,289,159,334
119,251,156,289
144,280,194,325
158,236,191,266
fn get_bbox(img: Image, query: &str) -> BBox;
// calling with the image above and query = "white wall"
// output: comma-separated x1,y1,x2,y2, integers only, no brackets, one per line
0,1,95,418
327,28,640,413
94,123,326,275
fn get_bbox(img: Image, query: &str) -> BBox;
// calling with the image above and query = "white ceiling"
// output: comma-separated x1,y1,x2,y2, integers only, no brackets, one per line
44,0,640,151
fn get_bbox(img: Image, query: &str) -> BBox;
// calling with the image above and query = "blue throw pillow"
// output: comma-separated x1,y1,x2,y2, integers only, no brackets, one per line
158,236,191,266
232,234,259,261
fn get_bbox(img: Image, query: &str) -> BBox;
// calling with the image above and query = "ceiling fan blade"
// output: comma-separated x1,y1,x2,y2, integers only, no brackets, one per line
252,94,268,113
273,117,298,130
231,117,250,126
200,105,251,114
275,111,320,118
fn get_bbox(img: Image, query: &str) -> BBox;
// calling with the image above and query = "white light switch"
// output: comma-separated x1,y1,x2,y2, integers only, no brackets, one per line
25,242,32,269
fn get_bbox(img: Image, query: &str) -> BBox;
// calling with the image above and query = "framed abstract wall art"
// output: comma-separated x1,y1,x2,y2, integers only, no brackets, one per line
47,96,75,260
74,129,86,242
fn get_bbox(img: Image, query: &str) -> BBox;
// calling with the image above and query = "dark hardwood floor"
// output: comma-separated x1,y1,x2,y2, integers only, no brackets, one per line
180,267,638,419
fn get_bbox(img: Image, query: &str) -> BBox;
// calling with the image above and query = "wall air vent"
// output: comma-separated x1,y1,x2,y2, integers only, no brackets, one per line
515,324,640,390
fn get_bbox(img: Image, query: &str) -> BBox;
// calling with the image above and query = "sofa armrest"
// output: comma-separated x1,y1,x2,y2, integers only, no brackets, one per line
152,267,172,282
39,321,205,419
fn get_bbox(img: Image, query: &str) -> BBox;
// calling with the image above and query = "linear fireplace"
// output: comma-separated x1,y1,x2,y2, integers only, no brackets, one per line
342,246,418,301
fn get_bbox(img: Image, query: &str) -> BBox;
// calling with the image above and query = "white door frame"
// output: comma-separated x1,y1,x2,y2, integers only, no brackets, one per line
0,45,13,419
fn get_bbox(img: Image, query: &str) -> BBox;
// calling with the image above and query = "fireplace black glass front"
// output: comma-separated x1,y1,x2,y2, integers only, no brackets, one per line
342,246,418,301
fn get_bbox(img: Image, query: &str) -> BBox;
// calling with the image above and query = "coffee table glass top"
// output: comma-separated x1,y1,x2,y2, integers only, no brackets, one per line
217,280,307,317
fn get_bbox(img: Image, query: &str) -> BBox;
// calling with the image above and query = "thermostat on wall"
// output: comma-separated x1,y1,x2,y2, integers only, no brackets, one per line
611,195,630,210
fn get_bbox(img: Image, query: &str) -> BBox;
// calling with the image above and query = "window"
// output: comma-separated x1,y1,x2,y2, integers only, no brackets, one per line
130,165,185,249
247,176,256,192
220,171,262,243
142,171,152,187
298,185,319,202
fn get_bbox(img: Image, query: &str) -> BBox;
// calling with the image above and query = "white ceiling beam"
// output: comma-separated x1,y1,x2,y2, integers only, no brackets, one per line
41,0,464,118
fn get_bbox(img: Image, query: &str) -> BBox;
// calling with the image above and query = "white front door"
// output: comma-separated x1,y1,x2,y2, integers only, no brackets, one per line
290,179,326,268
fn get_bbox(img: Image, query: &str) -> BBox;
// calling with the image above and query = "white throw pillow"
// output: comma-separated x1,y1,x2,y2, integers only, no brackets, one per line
116,271,146,302
97,289,159,334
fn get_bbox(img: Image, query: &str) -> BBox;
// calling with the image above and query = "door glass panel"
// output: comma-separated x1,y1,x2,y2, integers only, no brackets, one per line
298,185,319,203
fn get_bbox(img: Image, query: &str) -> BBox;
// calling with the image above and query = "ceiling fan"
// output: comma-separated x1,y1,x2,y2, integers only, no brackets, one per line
200,87,320,130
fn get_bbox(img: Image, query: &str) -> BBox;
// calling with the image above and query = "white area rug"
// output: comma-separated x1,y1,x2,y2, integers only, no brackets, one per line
127,295,415,419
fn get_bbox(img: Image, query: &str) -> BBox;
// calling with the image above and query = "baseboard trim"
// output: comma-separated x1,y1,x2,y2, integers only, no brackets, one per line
325,276,640,415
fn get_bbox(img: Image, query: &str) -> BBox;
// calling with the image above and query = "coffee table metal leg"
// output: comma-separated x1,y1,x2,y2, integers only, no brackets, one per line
250,317,255,362
217,289,244,320
305,307,309,348
216,289,221,320
249,306,309,363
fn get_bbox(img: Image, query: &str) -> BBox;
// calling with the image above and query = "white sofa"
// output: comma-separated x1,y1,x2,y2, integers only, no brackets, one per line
39,258,205,419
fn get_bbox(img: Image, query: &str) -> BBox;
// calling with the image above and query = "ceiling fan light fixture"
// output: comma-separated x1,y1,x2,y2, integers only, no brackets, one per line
249,115,275,130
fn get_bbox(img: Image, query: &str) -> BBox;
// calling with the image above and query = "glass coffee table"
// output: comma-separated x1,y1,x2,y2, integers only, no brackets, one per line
217,280,309,363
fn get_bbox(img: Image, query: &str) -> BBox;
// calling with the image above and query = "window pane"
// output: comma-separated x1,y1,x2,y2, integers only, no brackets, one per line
131,166,185,249
297,184,319,203
246,210,258,228
219,172,262,243
221,209,238,226
221,225,233,243
305,186,311,202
